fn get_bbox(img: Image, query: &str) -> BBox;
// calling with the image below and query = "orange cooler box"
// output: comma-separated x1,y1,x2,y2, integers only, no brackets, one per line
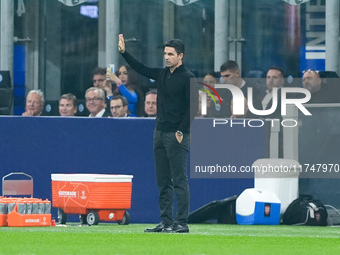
51,174,133,225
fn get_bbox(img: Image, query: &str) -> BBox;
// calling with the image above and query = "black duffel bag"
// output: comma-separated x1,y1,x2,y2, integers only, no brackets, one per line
282,195,328,226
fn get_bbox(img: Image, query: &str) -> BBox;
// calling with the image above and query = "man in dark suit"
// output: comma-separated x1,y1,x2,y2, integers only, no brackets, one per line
85,87,111,117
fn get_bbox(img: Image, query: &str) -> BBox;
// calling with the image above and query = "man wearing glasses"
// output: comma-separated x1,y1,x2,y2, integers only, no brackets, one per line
110,95,130,117
85,87,111,117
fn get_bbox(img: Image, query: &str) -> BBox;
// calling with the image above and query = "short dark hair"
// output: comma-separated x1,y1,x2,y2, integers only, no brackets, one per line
267,67,285,78
112,95,128,106
164,38,185,55
60,93,77,107
205,71,219,79
92,67,106,77
145,90,157,96
220,60,240,73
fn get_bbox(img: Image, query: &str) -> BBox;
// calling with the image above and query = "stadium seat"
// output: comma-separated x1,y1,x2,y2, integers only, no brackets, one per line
0,88,13,115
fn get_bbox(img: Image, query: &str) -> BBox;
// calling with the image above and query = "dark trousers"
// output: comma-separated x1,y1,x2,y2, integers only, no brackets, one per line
153,130,190,226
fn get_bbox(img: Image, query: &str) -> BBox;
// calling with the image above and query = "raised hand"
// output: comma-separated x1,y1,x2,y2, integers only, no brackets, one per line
106,69,122,86
118,34,125,53
102,79,113,96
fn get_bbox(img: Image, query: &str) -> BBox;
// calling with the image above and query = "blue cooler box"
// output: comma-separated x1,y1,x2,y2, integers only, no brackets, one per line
236,188,281,225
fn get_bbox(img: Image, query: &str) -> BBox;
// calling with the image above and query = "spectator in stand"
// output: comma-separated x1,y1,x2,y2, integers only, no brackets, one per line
249,67,288,157
22,89,44,116
85,87,111,117
59,93,77,116
92,67,106,89
200,71,225,118
144,90,157,117
302,69,340,103
220,61,249,96
219,61,261,118
92,67,114,98
106,65,144,117
249,67,285,119
203,72,219,88
110,95,130,117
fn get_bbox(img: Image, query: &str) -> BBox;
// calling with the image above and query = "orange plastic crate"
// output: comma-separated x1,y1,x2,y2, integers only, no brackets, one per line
0,197,22,227
0,214,8,227
0,197,51,227
8,204,51,227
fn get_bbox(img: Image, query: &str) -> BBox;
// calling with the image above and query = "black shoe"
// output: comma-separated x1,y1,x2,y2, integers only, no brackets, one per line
160,226,173,233
144,222,171,233
172,224,189,233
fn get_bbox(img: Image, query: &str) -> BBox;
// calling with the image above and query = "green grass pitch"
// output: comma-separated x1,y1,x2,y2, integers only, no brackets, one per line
0,224,339,254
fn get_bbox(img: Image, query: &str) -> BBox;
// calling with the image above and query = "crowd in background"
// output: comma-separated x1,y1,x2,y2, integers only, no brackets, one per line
21,60,340,118
199,61,340,119
21,64,158,118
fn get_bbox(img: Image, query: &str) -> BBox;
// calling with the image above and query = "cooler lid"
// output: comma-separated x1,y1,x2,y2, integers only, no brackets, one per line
51,174,133,182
